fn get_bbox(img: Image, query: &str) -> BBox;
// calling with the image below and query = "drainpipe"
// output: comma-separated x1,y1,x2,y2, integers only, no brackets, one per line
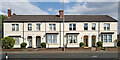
23,22,24,42
45,22,47,48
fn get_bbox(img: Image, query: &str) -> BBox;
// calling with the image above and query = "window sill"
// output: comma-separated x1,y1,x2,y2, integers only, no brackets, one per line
46,43,59,45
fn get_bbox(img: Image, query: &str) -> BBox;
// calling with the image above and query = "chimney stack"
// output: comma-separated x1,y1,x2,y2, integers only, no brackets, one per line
8,9,11,17
59,10,63,18
13,13,16,15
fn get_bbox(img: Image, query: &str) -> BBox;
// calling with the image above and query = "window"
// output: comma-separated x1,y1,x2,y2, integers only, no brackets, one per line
69,24,76,30
13,37,19,44
28,24,32,31
84,23,88,30
36,24,40,31
47,34,57,43
49,24,56,31
68,35,77,43
12,24,19,31
104,24,110,30
92,23,96,30
102,34,112,43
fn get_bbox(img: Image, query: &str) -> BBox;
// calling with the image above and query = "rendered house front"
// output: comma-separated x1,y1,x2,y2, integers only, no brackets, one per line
3,9,118,48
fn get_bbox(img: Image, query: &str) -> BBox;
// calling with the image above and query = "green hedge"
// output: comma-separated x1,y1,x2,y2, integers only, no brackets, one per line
1,37,15,49
80,42,84,47
97,41,102,47
41,42,46,48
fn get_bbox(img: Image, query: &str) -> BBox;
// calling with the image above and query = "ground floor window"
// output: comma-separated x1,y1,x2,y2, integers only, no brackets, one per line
67,34,77,43
47,34,57,43
101,34,112,43
12,37,20,44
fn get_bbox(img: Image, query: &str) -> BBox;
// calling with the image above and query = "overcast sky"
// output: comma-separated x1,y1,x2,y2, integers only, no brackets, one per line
0,0,120,33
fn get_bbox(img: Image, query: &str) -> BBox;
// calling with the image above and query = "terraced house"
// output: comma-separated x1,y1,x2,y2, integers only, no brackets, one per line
3,9,118,48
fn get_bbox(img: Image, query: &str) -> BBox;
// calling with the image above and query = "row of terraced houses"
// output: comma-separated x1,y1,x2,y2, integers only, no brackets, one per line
3,9,118,48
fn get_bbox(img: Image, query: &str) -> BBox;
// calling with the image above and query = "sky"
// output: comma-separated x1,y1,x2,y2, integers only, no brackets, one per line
0,0,120,33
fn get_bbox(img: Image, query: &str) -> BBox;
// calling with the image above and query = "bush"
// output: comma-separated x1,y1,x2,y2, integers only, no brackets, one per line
80,42,84,47
97,41,102,47
117,41,120,47
41,42,46,48
21,42,27,49
101,47,105,50
1,37,15,49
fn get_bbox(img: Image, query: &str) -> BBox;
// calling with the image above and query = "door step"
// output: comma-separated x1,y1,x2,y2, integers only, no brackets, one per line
91,47,97,51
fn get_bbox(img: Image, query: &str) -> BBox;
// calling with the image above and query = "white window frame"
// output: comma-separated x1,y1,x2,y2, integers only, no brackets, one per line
69,24,76,31
12,24,19,31
12,37,20,44
47,34,57,43
36,24,41,31
104,23,110,30
67,34,77,44
28,24,32,31
102,34,112,43
92,23,96,30
49,24,56,31
84,23,88,30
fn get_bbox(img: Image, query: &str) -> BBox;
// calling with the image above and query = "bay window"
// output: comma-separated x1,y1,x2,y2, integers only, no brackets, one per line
101,34,112,43
12,37,20,44
47,34,57,43
68,34,77,43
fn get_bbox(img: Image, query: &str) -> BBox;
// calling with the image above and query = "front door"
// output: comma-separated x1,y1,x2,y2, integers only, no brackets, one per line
28,36,32,48
92,36,96,47
84,36,88,46
36,36,41,48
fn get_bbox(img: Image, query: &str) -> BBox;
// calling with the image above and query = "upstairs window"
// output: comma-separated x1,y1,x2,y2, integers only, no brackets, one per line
28,24,32,31
49,24,56,31
104,23,110,30
69,24,76,30
84,23,88,30
92,23,96,30
36,24,40,31
12,24,19,31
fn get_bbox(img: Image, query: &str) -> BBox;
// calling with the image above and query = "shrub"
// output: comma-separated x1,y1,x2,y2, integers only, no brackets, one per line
41,42,46,48
80,42,84,47
97,41,102,47
21,42,27,49
101,47,105,50
1,37,15,49
117,41,120,47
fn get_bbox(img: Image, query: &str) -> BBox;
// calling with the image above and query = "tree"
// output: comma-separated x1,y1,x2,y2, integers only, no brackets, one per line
1,37,15,49
0,15,7,29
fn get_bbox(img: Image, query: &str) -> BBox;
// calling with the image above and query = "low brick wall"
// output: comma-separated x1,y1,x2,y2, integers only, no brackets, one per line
65,48,91,51
105,47,118,51
2,49,24,51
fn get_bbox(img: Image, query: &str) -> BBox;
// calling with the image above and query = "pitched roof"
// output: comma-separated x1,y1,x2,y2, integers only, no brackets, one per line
3,15,118,22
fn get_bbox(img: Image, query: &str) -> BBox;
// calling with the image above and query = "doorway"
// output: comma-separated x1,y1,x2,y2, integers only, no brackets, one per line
92,35,96,47
28,36,32,48
84,36,88,46
36,36,41,48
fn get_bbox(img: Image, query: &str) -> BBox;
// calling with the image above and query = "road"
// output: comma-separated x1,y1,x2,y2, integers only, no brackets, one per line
1,51,120,59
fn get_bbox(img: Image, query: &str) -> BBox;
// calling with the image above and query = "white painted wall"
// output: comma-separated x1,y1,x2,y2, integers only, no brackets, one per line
3,22,118,48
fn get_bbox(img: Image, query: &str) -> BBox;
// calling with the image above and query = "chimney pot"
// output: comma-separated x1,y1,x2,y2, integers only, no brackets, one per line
59,10,63,18
8,9,11,17
13,13,16,15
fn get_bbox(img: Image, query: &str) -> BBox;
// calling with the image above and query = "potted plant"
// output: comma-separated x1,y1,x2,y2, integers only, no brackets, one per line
41,42,46,48
21,42,27,49
97,41,102,47
80,42,84,47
